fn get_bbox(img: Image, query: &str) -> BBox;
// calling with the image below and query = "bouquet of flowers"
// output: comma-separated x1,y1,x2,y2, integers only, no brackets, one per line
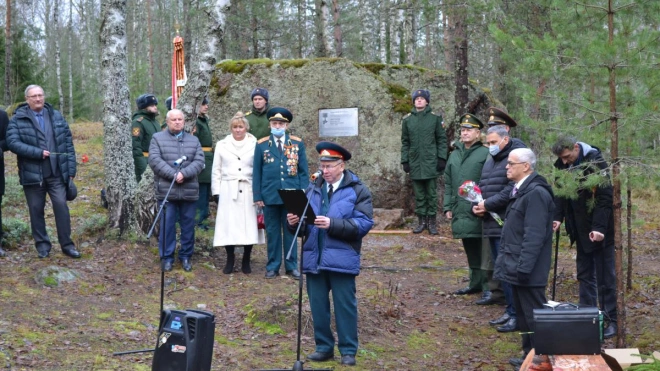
458,180,504,226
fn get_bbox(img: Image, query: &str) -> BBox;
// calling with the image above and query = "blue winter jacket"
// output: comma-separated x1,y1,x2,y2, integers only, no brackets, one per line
298,170,374,276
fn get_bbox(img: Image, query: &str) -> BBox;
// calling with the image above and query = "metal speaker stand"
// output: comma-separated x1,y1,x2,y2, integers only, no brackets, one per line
113,165,182,357
258,194,331,371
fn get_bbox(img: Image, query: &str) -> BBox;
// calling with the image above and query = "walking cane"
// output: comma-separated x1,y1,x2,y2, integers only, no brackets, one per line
551,230,560,301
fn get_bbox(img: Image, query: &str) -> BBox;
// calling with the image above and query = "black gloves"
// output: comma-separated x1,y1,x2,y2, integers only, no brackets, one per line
437,158,447,173
402,163,410,173
517,271,530,284
213,195,219,204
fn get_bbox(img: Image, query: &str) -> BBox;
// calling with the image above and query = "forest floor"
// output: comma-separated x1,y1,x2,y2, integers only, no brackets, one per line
0,122,658,371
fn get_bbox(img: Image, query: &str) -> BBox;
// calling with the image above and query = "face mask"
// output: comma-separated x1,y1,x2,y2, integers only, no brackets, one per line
489,138,506,156
271,127,285,137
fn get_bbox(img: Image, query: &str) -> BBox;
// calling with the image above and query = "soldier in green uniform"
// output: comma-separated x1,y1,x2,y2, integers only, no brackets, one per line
443,114,489,296
245,87,270,140
132,94,161,183
400,89,448,235
253,107,309,279
194,97,214,229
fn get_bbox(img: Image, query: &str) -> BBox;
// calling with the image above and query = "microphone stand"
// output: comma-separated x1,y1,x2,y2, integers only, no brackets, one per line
113,164,183,356
261,189,331,371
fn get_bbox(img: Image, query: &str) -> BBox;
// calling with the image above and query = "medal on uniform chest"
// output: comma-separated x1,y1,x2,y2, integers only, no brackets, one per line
263,149,273,163
284,142,299,176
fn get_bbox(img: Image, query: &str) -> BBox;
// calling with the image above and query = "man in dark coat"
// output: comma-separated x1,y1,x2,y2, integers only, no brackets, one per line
494,148,554,368
400,89,448,234
193,96,214,229
149,109,205,272
551,136,617,339
131,93,161,183
253,107,309,279
246,87,270,140
286,142,374,367
7,85,80,259
444,114,490,298
472,121,526,331
0,108,9,257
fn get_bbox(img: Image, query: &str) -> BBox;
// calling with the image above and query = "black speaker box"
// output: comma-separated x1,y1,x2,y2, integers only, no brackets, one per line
152,309,215,371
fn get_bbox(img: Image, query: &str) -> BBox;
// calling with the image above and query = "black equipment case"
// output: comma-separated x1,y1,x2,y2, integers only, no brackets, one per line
152,309,215,371
533,303,602,355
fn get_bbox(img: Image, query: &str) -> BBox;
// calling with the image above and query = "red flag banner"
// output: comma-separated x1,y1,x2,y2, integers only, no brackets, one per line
171,35,186,109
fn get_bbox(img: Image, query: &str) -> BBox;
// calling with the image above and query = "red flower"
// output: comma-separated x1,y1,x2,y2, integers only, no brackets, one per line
82,154,89,163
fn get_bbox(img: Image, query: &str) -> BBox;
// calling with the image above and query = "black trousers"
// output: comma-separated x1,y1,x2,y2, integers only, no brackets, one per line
23,176,73,253
511,285,547,355
576,244,617,321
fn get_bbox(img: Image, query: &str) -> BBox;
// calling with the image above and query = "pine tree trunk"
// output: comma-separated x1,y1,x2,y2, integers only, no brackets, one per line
331,0,342,57
453,12,468,116
68,0,74,120
100,0,137,235
54,0,65,112
296,0,305,59
146,0,155,93
404,0,415,64
4,0,11,105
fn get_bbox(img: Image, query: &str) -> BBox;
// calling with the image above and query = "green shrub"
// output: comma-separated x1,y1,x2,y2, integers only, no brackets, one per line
2,217,31,248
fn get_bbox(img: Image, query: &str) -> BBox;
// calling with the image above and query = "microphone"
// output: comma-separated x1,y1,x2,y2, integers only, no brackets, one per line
310,169,323,181
173,156,187,166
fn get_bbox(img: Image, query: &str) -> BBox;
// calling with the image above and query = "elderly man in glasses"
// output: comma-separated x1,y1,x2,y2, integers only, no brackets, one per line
287,141,374,366
7,85,80,259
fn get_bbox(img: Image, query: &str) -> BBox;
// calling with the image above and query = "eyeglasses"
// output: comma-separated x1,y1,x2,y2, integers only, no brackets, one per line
506,161,526,166
319,162,343,171
27,94,45,99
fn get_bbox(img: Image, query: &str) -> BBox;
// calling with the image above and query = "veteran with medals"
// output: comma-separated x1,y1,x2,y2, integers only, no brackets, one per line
253,107,309,279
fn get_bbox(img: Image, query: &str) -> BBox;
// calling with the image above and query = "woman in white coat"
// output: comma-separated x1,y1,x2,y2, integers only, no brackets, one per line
211,112,265,274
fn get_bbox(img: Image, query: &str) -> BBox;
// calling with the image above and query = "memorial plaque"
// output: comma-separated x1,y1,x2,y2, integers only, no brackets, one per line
318,108,358,137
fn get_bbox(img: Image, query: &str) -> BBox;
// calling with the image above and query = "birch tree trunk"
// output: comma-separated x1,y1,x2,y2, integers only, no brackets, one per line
315,0,331,57
403,0,415,64
379,0,389,63
296,0,304,58
54,0,65,112
100,0,137,234
4,0,11,105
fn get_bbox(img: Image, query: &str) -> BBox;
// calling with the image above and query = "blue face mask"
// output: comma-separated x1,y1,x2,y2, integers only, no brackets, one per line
488,138,505,156
271,127,285,137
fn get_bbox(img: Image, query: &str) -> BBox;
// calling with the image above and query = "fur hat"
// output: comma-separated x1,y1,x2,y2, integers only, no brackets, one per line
251,87,269,102
137,94,158,110
412,89,430,104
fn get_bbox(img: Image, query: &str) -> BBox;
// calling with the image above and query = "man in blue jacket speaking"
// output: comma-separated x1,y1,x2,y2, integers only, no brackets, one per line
286,141,374,367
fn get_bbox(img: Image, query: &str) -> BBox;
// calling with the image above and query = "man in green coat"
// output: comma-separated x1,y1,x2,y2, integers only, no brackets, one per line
401,89,448,235
443,113,490,299
132,94,161,183
194,97,214,229
246,87,270,140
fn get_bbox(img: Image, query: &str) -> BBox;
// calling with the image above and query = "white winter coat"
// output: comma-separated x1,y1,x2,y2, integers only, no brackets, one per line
211,133,265,246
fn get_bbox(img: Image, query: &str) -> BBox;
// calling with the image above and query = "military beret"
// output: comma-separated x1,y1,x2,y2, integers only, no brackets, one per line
267,107,293,123
316,141,352,161
487,107,518,127
412,89,430,104
251,87,269,102
137,94,158,110
459,113,484,129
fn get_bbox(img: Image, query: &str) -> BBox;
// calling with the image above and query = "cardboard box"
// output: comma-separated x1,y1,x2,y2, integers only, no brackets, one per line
603,348,657,368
